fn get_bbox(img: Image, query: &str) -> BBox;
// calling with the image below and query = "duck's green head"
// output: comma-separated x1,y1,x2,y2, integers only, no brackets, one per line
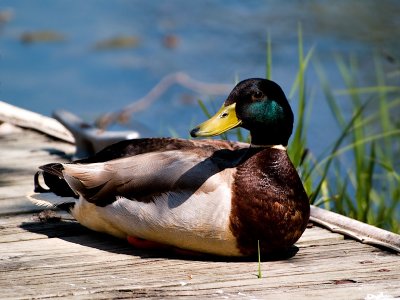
190,78,294,146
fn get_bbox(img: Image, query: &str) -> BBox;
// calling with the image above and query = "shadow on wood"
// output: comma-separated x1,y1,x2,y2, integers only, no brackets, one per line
19,211,299,262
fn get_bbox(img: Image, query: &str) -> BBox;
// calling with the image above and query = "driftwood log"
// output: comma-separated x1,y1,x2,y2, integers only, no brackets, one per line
310,206,399,252
0,101,74,143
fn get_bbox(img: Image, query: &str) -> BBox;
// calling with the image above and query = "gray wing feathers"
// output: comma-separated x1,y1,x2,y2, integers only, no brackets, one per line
61,151,207,204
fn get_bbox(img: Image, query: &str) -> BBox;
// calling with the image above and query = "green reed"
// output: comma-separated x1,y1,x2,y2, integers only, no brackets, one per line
197,25,400,233
287,27,400,233
311,54,400,232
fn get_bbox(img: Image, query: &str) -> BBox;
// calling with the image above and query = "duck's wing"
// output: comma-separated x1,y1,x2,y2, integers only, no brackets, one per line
75,137,248,163
40,138,248,207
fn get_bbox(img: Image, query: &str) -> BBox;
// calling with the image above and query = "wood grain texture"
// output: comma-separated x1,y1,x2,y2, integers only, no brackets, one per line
0,129,399,300
0,129,74,215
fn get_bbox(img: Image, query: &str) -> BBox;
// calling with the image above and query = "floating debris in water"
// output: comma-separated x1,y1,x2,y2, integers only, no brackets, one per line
0,9,14,24
20,31,66,44
93,36,139,50
163,34,179,49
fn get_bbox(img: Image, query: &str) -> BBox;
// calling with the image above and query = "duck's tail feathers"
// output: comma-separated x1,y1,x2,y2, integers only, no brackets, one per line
34,166,78,198
39,162,64,177
27,192,77,212
32,166,79,212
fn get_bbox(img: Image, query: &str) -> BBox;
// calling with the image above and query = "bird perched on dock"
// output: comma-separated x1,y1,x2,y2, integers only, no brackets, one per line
30,78,310,257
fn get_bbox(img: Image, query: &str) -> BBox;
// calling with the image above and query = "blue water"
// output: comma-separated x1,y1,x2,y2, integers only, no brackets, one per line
1,1,399,154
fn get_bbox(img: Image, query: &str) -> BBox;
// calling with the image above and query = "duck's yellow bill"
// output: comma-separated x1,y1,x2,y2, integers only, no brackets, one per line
190,103,242,137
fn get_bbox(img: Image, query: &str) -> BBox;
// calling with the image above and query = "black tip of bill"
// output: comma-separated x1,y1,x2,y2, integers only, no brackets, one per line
190,127,200,138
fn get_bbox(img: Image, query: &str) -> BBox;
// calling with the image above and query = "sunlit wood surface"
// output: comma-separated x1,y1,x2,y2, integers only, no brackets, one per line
1,128,399,299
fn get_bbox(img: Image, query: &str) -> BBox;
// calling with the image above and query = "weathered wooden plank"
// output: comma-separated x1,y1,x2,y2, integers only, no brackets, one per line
0,233,398,299
0,215,82,243
0,198,42,215
0,211,399,300
1,127,400,300
0,129,74,215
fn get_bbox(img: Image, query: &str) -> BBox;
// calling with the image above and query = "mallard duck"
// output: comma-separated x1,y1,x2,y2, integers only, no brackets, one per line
30,78,310,257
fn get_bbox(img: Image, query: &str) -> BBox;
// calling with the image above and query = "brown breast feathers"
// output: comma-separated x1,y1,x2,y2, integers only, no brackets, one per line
229,147,310,256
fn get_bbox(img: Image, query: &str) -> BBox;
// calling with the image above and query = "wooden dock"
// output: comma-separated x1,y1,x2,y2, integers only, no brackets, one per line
1,125,399,299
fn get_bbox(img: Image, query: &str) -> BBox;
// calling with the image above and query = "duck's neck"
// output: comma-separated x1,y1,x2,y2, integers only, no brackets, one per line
249,130,289,148
239,142,286,164
250,144,286,150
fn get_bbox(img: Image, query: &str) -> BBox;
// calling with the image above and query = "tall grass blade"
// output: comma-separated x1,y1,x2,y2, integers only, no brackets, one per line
197,99,212,118
257,240,262,279
266,31,272,80
308,100,369,204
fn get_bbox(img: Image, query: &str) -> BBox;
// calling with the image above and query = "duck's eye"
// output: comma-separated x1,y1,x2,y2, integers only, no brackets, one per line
253,91,263,100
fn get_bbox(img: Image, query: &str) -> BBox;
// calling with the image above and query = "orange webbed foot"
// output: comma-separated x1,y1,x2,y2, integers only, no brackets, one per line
127,236,169,250
127,236,205,257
